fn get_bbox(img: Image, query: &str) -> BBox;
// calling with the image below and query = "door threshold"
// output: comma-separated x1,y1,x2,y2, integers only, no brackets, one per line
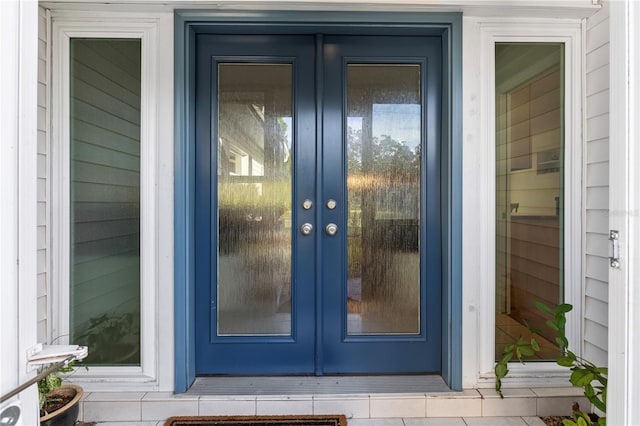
186,375,451,395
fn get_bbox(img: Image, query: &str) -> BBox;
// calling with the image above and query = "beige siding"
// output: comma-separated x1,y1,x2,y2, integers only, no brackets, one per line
584,1,610,366
37,6,48,343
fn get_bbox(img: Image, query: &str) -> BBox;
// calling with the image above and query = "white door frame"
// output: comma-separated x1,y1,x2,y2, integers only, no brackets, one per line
607,0,639,424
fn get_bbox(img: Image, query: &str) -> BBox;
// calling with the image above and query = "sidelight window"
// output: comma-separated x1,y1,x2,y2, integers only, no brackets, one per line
68,38,142,366
494,43,565,361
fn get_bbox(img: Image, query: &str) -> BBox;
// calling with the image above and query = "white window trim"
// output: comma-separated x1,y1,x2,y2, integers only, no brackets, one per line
50,15,169,389
462,18,583,388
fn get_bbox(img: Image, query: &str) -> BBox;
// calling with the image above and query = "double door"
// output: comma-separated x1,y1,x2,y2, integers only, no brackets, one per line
195,33,442,375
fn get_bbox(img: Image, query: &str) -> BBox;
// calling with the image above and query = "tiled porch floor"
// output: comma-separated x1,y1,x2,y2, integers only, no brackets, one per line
78,387,588,425
92,417,547,425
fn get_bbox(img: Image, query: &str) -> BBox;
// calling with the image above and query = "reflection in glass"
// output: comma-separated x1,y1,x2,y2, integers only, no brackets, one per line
346,65,421,335
69,38,141,366
495,44,564,360
217,64,293,336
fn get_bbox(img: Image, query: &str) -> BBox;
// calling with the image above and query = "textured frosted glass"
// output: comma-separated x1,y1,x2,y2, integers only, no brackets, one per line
495,43,564,361
69,39,141,366
217,64,293,336
346,65,421,335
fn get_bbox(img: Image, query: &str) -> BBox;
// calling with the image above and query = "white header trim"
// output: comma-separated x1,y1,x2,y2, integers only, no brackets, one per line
41,0,600,20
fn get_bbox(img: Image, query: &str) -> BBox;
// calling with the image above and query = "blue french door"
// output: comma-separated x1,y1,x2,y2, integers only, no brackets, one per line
195,34,441,375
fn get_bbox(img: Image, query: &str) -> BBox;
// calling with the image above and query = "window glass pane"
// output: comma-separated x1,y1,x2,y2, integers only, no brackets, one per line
69,39,141,366
346,64,422,335
217,64,293,336
495,43,564,361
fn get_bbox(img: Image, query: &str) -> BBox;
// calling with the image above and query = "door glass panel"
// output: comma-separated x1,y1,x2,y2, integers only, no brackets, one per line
346,64,421,335
217,64,293,336
69,38,141,366
495,43,564,360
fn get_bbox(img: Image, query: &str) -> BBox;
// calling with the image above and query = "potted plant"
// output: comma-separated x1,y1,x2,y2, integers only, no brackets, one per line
38,362,83,426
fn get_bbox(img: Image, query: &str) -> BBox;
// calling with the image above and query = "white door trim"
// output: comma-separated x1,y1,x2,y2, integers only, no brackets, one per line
607,0,639,423
462,17,583,388
49,12,175,390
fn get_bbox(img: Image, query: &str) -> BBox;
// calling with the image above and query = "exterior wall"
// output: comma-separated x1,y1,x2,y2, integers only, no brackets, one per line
37,6,49,343
583,0,610,366
40,2,599,397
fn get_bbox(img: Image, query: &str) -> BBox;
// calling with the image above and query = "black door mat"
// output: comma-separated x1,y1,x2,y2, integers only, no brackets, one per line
164,415,347,426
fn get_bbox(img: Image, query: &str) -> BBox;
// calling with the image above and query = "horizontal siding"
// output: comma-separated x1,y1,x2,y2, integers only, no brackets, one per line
584,342,608,367
586,138,608,163
585,254,609,283
586,89,609,119
585,278,608,303
586,113,609,141
583,0,610,363
585,209,608,234
37,6,47,343
586,44,609,73
586,162,609,187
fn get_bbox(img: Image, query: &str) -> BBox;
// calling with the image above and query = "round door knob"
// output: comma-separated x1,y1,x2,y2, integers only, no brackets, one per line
325,223,338,236
300,223,314,235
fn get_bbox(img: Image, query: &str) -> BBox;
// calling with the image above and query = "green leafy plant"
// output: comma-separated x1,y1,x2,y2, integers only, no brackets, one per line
37,361,79,413
495,302,607,425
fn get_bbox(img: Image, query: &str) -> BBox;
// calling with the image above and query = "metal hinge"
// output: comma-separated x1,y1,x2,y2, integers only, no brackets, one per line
609,230,620,268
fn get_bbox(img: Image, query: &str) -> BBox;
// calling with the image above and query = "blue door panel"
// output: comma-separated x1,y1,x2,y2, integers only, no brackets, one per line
195,33,442,375
321,36,442,373
195,34,317,374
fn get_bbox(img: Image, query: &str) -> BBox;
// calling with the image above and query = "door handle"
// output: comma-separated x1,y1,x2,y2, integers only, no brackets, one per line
300,223,314,235
325,223,338,236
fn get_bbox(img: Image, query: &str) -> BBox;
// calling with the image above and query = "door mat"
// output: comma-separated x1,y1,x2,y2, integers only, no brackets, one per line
164,415,347,426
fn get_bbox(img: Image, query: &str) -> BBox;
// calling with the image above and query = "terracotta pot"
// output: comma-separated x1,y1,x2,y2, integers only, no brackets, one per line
39,384,83,426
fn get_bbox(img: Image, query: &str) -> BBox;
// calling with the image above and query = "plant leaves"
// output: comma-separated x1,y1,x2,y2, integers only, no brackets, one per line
519,346,534,356
535,301,554,315
495,363,508,378
571,369,595,387
531,338,540,351
557,356,575,367
584,383,595,398
557,303,573,314
591,397,606,413
546,320,560,331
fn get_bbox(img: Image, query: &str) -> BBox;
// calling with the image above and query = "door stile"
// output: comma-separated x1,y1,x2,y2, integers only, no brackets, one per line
314,33,325,376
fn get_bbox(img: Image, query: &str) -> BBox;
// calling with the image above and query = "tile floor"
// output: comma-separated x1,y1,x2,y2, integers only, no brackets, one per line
91,418,547,426
79,387,587,425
